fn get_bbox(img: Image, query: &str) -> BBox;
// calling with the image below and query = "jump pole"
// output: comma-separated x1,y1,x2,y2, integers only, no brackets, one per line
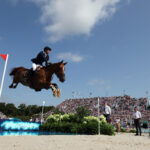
0,54,9,98
41,101,45,124
98,97,100,135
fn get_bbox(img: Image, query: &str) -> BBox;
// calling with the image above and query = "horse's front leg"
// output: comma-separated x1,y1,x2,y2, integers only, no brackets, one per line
49,83,60,97
52,83,58,89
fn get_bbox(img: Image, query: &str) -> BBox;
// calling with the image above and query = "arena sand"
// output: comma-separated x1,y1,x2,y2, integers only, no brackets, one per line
0,133,149,150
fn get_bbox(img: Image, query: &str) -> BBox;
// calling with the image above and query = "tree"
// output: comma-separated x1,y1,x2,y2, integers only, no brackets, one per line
5,103,18,116
0,102,6,113
44,106,55,113
76,105,91,121
53,108,65,115
147,105,150,110
18,104,26,116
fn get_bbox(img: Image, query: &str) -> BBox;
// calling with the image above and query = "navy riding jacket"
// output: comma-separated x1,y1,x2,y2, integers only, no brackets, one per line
31,51,49,66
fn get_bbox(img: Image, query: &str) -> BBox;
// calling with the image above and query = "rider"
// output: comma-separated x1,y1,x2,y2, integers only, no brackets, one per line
31,46,51,72
24,46,51,80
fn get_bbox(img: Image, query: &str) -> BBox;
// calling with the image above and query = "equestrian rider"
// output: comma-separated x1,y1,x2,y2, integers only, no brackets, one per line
31,46,51,72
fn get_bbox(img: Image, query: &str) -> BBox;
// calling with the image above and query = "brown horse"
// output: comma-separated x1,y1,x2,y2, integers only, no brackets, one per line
9,60,67,97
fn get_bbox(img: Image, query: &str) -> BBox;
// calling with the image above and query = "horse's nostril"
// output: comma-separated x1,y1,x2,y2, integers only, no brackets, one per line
60,78,65,82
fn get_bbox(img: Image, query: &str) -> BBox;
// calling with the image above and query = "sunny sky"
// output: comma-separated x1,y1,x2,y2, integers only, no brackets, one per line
0,0,150,106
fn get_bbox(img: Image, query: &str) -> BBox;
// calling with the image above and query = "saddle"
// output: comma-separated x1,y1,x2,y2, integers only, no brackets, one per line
23,66,44,83
23,69,42,91
24,69,34,78
24,66,43,78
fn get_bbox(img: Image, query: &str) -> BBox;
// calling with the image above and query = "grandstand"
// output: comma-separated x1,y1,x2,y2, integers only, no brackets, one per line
56,95,150,126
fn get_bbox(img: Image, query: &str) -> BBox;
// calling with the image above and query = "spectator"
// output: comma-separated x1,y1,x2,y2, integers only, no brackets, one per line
115,117,120,132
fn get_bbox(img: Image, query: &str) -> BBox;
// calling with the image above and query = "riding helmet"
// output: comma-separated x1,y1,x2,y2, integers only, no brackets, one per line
44,46,52,52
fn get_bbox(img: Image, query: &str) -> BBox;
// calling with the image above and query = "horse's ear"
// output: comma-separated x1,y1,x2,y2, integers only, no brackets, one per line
60,60,64,64
64,62,68,65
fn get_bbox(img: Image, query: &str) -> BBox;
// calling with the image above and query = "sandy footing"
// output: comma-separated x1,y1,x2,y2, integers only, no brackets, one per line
0,133,149,150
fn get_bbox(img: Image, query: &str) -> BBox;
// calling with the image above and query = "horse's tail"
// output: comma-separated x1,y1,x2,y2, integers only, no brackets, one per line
9,67,25,76
9,68,18,76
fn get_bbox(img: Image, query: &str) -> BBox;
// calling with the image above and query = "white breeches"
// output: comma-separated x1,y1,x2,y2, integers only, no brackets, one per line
32,63,41,71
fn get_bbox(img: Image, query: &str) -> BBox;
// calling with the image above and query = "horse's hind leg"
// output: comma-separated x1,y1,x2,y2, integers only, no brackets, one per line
13,83,18,88
9,82,14,88
9,77,19,88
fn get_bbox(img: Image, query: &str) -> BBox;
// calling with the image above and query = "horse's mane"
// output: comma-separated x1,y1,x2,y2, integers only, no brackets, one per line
44,62,60,70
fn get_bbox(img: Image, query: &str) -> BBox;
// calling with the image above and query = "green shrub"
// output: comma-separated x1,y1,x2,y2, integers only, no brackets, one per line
100,123,115,136
46,114,62,123
41,113,115,135
120,127,127,132
129,129,136,133
81,121,98,134
68,113,78,122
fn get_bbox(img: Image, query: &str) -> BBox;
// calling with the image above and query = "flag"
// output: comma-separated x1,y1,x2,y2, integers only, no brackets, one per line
0,54,9,98
0,54,7,61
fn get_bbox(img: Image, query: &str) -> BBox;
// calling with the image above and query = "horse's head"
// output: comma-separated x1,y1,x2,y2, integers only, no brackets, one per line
53,60,67,82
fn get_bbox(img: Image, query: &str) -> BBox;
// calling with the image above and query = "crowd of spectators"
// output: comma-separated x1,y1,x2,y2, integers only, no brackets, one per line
57,95,150,127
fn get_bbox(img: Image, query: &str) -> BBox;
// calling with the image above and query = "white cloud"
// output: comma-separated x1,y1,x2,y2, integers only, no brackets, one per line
0,36,3,41
56,52,83,63
28,0,121,42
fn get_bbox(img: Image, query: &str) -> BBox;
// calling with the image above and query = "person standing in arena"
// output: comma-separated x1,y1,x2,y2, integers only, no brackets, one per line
116,117,120,132
103,101,111,123
133,107,142,136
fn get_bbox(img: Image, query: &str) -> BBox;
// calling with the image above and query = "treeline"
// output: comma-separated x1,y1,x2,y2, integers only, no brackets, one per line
0,102,55,121
147,105,150,110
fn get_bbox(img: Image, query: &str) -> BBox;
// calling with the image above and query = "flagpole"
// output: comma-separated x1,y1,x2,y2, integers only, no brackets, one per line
0,54,9,98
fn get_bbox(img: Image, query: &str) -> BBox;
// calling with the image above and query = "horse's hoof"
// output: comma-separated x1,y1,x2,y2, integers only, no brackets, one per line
53,89,57,97
9,85,13,88
35,89,41,92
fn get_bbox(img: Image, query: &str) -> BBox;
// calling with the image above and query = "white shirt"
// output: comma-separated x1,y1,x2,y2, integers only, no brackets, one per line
103,105,111,115
133,111,142,119
116,119,120,123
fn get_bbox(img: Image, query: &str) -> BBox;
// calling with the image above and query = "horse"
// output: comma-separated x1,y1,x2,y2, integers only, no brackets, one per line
9,60,67,97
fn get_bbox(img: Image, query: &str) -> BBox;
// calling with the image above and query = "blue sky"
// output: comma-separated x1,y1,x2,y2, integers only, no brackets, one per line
0,0,150,106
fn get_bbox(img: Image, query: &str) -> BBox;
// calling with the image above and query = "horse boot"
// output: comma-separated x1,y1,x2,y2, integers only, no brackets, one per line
50,85,57,97
53,89,57,97
57,89,61,97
